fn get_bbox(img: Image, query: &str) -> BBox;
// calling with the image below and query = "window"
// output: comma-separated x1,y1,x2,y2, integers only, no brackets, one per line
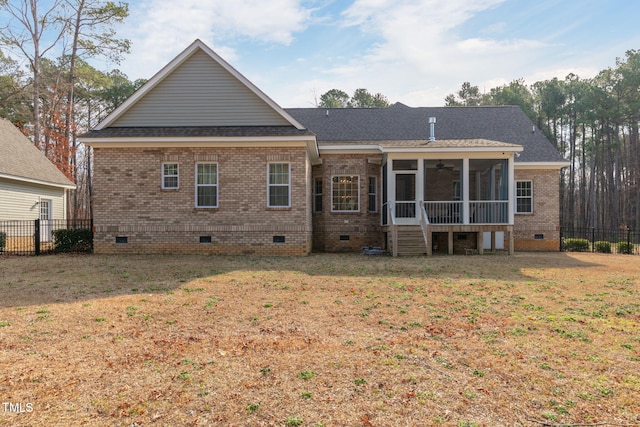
332,176,359,212
162,163,179,189
314,177,323,212
392,159,417,170
196,163,218,208
516,180,533,214
368,176,377,212
453,180,461,201
268,163,290,207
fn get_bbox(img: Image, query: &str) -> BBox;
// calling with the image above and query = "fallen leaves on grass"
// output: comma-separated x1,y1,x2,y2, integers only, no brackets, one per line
0,252,638,426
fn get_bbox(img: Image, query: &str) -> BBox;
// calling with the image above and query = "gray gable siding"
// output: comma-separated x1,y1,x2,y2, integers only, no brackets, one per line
112,50,291,127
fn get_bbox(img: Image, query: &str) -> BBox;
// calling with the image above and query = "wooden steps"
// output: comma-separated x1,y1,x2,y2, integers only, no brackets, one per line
395,226,427,256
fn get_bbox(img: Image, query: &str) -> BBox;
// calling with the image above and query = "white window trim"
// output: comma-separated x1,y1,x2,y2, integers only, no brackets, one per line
162,162,179,190
515,180,533,214
195,162,218,208
331,175,360,212
267,162,291,208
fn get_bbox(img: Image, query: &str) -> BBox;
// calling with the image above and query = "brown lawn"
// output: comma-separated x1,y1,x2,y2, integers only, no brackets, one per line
0,252,639,427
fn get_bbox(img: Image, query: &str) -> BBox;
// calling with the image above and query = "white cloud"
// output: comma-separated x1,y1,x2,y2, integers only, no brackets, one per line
119,0,312,80
110,0,638,108
296,0,560,105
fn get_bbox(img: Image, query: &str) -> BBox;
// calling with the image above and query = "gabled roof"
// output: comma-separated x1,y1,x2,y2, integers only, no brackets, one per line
287,103,566,163
0,118,75,189
93,39,305,131
80,126,314,139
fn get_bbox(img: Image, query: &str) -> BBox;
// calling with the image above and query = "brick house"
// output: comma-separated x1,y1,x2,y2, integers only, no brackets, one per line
80,39,568,256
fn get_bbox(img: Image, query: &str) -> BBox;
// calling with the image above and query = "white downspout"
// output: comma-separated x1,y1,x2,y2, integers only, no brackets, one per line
508,155,515,224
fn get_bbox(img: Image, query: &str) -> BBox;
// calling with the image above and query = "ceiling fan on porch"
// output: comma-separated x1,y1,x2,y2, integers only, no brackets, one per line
436,161,454,171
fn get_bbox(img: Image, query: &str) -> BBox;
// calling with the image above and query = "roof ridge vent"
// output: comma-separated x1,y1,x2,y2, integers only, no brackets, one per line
428,117,436,142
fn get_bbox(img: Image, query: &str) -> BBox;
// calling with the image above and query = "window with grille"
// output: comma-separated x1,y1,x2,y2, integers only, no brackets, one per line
268,163,290,208
332,176,359,212
314,177,323,212
195,163,218,208
515,180,533,214
162,163,179,189
368,176,377,212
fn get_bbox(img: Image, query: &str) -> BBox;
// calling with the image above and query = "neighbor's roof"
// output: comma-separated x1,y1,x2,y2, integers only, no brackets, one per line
0,118,75,188
286,103,566,163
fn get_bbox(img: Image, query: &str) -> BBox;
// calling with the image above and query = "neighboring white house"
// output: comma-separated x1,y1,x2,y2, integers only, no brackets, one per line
0,118,76,226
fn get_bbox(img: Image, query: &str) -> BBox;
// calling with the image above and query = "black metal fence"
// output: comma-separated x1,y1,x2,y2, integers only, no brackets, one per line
561,227,639,255
0,219,93,256
1,220,637,256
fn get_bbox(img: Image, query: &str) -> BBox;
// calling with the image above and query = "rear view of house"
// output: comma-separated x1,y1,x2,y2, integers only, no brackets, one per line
80,39,567,256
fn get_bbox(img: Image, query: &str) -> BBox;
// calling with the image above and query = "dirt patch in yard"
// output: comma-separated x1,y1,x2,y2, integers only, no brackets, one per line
0,252,639,426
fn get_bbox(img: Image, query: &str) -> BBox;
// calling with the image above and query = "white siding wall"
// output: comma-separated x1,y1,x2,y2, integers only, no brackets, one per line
112,50,291,127
0,178,66,221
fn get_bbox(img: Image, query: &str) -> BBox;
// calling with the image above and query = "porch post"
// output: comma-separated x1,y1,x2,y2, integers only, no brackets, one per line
462,158,470,224
508,155,515,224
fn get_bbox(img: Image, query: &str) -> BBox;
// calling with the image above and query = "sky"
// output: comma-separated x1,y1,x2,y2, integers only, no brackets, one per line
61,0,640,107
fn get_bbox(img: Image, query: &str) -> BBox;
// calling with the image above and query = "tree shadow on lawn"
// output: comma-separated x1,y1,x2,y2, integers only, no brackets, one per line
0,251,603,308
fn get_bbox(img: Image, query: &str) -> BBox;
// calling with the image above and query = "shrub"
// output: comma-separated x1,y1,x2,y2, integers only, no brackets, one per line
52,228,93,253
0,231,6,252
617,241,634,255
593,241,611,253
563,238,589,252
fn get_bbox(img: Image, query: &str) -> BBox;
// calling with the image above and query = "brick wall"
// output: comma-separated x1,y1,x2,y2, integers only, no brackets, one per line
514,168,561,251
312,154,383,252
92,146,312,255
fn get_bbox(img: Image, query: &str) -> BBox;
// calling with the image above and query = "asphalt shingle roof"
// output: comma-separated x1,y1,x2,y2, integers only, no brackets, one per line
80,126,314,139
286,103,566,163
0,118,75,188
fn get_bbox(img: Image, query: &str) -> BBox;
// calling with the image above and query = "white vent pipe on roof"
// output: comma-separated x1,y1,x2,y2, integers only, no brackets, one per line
428,117,436,142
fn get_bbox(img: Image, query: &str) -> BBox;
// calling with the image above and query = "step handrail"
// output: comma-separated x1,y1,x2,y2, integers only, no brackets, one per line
419,201,431,255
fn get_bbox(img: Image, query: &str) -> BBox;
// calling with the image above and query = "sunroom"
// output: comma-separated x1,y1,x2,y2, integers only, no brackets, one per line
380,140,523,256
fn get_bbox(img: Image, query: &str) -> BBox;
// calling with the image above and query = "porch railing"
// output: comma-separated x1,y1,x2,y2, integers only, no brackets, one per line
423,201,463,224
386,202,398,256
470,201,508,224
419,202,431,255
423,201,509,224
394,201,417,219
385,201,510,226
